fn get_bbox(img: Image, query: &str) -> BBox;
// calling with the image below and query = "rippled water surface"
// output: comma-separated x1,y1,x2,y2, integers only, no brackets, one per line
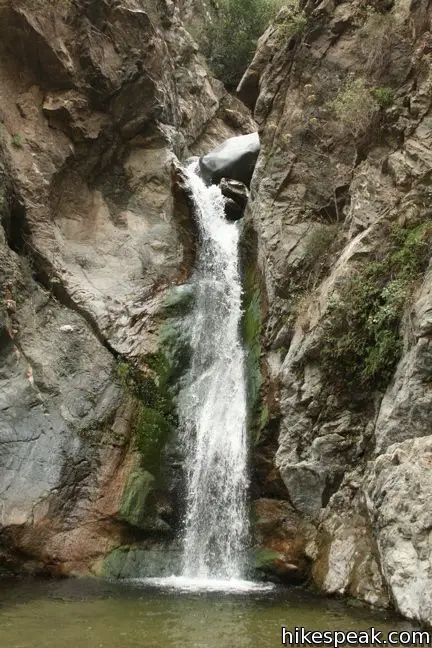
0,578,416,648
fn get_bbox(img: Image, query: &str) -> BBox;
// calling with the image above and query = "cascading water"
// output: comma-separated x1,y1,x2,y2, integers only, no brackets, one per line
177,162,249,582
138,161,271,592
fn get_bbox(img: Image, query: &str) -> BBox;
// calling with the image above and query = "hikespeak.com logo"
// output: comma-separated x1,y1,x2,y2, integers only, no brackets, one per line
281,626,432,647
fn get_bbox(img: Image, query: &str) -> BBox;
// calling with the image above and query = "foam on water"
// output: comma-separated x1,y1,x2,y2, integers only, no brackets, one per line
129,576,274,594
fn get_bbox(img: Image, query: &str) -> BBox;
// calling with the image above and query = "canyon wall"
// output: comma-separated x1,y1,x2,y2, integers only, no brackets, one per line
0,0,253,576
244,0,432,626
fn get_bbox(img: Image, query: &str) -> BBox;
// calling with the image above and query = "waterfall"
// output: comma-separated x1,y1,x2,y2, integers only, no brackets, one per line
177,162,249,581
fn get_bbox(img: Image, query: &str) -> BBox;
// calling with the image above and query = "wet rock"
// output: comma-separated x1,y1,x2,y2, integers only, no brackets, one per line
101,547,182,579
224,197,243,222
220,178,248,208
220,178,249,221
199,132,260,186
253,498,315,584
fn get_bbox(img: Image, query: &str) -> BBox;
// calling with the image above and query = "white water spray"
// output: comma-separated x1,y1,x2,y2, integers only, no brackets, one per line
177,163,249,581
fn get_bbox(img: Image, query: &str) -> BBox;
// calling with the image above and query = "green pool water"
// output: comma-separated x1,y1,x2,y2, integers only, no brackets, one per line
0,578,418,648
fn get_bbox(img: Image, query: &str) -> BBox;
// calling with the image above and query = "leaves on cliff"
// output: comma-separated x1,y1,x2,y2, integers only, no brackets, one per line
318,221,432,392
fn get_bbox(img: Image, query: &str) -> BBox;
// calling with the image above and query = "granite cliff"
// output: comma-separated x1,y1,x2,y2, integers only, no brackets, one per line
242,0,432,626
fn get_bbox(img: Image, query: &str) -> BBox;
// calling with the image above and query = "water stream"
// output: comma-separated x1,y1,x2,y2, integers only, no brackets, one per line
177,163,249,584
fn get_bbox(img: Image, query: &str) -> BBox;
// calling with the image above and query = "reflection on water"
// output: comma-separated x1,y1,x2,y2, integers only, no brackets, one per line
0,578,416,648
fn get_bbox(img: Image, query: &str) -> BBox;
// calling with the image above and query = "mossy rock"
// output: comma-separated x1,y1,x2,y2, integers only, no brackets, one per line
101,547,182,579
119,468,157,530
319,220,432,392
254,548,283,569
134,405,173,475
115,286,194,478
163,284,195,316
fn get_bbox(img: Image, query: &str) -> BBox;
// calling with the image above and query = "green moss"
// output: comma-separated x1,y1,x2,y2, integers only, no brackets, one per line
119,469,155,530
254,548,282,568
254,404,269,447
319,221,432,391
101,548,128,578
134,405,173,474
162,284,195,316
101,547,181,579
115,289,193,476
119,350,175,477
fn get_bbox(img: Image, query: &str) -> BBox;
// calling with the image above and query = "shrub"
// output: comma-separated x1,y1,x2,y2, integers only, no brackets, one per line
305,225,339,266
357,7,397,78
11,134,23,148
201,0,288,90
371,86,394,108
318,221,432,392
329,78,378,137
275,1,307,40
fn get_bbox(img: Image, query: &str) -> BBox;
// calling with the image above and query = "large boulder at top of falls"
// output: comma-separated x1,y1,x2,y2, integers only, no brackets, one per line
199,132,260,186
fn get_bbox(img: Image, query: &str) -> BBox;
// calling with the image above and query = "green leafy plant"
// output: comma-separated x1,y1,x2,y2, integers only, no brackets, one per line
11,134,23,148
201,0,288,90
329,78,378,137
275,1,307,40
318,221,432,391
371,86,394,108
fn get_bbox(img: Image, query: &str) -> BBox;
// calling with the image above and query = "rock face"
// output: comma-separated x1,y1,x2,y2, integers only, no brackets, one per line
253,498,314,584
199,132,260,186
0,0,254,575
244,0,432,626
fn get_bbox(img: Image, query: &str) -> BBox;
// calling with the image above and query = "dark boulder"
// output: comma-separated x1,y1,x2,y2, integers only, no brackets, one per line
224,198,244,222
220,178,248,209
199,132,260,187
220,178,249,221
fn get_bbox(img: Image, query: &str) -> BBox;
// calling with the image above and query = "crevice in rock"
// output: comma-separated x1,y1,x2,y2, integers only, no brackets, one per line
317,184,351,222
1,189,119,360
1,191,30,255
31,257,120,359
321,472,345,509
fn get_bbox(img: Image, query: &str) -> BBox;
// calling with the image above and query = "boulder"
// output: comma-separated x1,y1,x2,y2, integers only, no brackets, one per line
199,132,260,186
224,197,244,222
220,178,249,221
220,178,248,209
